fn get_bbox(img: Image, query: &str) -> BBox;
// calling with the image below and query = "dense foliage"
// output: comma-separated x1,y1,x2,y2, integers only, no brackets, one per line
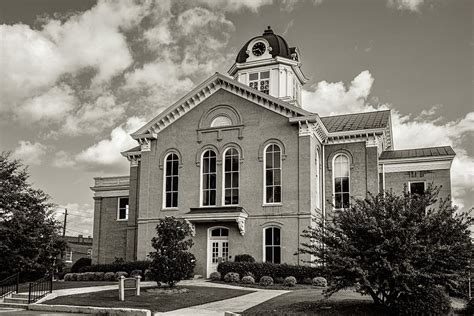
234,254,255,262
0,152,66,281
79,260,149,274
298,186,473,311
70,257,91,273
148,217,196,287
217,261,325,283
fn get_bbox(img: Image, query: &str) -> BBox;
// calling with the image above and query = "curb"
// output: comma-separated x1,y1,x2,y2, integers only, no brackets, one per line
29,303,151,315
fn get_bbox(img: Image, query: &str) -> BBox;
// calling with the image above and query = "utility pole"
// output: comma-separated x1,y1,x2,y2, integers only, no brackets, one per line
62,209,68,237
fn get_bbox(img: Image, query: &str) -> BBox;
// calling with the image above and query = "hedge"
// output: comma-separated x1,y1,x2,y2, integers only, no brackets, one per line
79,260,150,274
217,262,326,283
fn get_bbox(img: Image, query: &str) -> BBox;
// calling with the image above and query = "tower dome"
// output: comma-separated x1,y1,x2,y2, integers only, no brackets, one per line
235,26,298,63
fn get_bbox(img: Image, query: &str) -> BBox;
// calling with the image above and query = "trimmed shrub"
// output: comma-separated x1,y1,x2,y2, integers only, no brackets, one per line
234,254,255,263
104,272,115,281
115,271,128,280
76,273,87,281
144,269,153,281
224,272,240,283
63,273,76,281
259,276,273,286
130,270,142,278
70,257,91,273
217,262,326,284
242,271,255,279
94,272,105,281
392,286,451,315
241,276,255,284
274,277,284,284
79,260,150,274
312,277,327,287
283,276,297,287
303,277,312,285
209,272,221,281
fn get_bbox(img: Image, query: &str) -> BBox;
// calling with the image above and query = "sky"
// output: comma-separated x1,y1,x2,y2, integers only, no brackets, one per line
0,0,472,237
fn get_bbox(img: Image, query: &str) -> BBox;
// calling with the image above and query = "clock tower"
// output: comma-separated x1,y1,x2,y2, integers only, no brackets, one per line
228,26,308,107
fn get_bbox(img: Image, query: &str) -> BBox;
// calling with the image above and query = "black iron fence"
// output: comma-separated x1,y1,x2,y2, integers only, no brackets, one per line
0,273,19,298
28,274,53,304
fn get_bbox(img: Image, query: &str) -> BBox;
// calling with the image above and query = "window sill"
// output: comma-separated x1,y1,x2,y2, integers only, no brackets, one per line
116,218,128,221
262,203,283,207
161,207,179,211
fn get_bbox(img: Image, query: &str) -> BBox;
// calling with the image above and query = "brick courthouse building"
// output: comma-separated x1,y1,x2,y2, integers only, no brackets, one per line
91,28,455,277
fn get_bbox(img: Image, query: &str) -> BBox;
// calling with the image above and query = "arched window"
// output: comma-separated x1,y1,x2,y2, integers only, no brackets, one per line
210,116,232,127
264,227,281,264
264,144,281,204
223,148,239,205
333,154,350,209
202,150,217,206
163,153,179,208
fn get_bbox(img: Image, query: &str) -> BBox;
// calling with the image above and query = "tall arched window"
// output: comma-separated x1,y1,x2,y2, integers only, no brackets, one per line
223,148,239,205
333,154,350,209
164,153,179,208
264,227,281,264
202,150,217,206
264,144,282,204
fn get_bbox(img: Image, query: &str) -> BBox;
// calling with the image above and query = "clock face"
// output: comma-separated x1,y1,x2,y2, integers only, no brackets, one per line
252,42,266,56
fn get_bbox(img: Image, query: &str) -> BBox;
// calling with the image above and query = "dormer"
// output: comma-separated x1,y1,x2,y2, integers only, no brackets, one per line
228,26,308,107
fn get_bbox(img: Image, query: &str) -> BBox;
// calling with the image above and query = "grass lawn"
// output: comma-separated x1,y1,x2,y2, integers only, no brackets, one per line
243,288,390,315
43,286,253,312
18,281,117,293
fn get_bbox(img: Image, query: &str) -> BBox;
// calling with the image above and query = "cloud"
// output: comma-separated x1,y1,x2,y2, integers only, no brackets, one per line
52,150,76,168
387,0,424,12
302,70,379,115
302,71,474,211
56,203,94,237
196,0,273,12
75,117,146,173
12,141,48,166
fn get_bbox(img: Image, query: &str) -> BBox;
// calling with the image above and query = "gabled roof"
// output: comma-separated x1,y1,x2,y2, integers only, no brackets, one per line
131,72,312,140
380,146,455,160
320,110,391,133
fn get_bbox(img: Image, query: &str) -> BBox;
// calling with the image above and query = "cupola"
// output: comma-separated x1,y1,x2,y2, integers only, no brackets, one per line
228,26,308,107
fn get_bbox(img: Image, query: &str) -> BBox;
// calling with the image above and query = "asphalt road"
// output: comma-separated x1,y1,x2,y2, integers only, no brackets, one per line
0,309,87,315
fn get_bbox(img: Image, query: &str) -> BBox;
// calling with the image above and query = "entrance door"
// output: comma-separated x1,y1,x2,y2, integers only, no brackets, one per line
208,227,229,277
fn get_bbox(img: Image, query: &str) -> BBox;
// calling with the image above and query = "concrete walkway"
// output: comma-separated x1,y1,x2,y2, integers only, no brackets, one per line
156,280,289,316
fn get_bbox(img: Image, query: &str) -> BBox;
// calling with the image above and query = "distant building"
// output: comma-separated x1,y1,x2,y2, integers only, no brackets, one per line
64,235,93,268
90,27,455,277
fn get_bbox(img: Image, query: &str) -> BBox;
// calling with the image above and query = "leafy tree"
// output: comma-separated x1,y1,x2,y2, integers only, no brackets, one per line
149,216,196,287
0,152,67,280
299,186,472,313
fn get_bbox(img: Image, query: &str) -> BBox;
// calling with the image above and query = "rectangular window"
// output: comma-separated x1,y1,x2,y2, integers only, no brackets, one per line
65,250,73,263
409,182,425,195
265,144,282,203
202,150,217,206
249,71,270,94
224,148,239,205
264,227,281,264
117,197,129,220
164,153,179,208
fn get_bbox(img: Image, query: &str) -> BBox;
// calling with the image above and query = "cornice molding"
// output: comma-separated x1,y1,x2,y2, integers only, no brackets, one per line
379,159,453,173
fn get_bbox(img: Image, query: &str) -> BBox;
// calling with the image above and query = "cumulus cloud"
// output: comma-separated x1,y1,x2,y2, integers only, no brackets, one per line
12,141,48,166
387,0,424,12
75,117,146,173
196,0,273,12
302,71,474,211
52,150,76,168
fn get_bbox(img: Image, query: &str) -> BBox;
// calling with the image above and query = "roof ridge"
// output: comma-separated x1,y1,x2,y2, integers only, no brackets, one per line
320,109,391,119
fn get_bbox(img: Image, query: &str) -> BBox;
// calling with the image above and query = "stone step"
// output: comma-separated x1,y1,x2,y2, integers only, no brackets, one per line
11,293,29,299
0,302,28,309
3,297,29,304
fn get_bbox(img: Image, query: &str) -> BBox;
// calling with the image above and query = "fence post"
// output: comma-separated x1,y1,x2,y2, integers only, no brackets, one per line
136,276,141,296
118,276,125,301
16,273,19,294
28,282,32,304
50,273,53,293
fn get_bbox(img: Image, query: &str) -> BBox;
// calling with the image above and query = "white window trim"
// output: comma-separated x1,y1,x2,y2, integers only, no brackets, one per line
65,250,73,263
117,197,129,221
262,226,282,264
262,143,283,206
249,71,270,94
200,149,217,207
407,180,426,193
162,152,179,210
222,147,240,206
206,226,230,278
332,153,350,210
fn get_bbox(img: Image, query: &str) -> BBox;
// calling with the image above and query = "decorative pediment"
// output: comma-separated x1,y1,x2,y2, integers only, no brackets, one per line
131,73,312,144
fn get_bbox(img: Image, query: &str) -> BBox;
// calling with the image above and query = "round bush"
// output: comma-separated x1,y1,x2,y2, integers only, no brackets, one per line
312,277,327,287
242,271,255,279
259,276,274,286
224,272,240,283
210,272,221,281
241,276,255,284
70,257,91,273
115,271,128,280
302,277,312,285
77,273,87,281
63,273,75,281
283,276,297,287
94,272,105,281
274,277,284,284
104,272,115,281
130,270,142,278
394,286,451,315
234,254,255,263
144,269,153,281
